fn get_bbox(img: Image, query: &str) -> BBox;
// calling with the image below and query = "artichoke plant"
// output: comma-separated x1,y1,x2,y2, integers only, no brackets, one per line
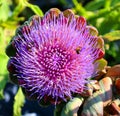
6,8,120,116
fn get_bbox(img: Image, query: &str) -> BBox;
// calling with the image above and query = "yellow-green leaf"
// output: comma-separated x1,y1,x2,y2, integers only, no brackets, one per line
103,30,120,41
0,0,10,22
0,74,8,99
13,88,25,116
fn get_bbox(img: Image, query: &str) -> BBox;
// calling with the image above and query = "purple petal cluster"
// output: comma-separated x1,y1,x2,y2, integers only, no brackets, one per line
6,9,104,104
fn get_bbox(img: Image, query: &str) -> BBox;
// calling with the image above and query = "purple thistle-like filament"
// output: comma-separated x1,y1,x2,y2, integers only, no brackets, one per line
11,12,101,103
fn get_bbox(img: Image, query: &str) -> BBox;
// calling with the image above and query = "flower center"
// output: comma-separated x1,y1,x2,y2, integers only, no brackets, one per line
39,44,71,79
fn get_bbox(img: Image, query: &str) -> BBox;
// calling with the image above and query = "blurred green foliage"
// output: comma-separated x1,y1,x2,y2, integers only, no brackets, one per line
0,0,120,115
72,0,120,34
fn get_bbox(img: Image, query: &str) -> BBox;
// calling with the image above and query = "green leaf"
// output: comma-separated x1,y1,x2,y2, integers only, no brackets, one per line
72,0,87,16
13,87,25,116
96,9,120,34
0,27,5,55
0,20,20,29
87,3,120,32
0,27,13,55
104,0,111,9
61,97,84,116
23,0,44,16
103,30,120,41
85,0,104,11
0,74,8,99
0,49,9,100
0,54,8,75
0,0,10,22
111,0,120,6
11,1,26,18
0,26,9,99
27,4,43,16
10,0,43,21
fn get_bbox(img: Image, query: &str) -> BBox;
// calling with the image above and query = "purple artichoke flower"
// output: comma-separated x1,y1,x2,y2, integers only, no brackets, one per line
6,8,104,105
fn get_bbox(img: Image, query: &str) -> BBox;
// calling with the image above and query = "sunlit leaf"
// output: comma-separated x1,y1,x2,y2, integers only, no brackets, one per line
0,22,10,99
0,54,8,75
0,27,13,55
0,54,8,99
0,27,5,55
103,30,120,41
0,74,8,99
13,87,25,116
0,28,9,94
0,0,10,22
